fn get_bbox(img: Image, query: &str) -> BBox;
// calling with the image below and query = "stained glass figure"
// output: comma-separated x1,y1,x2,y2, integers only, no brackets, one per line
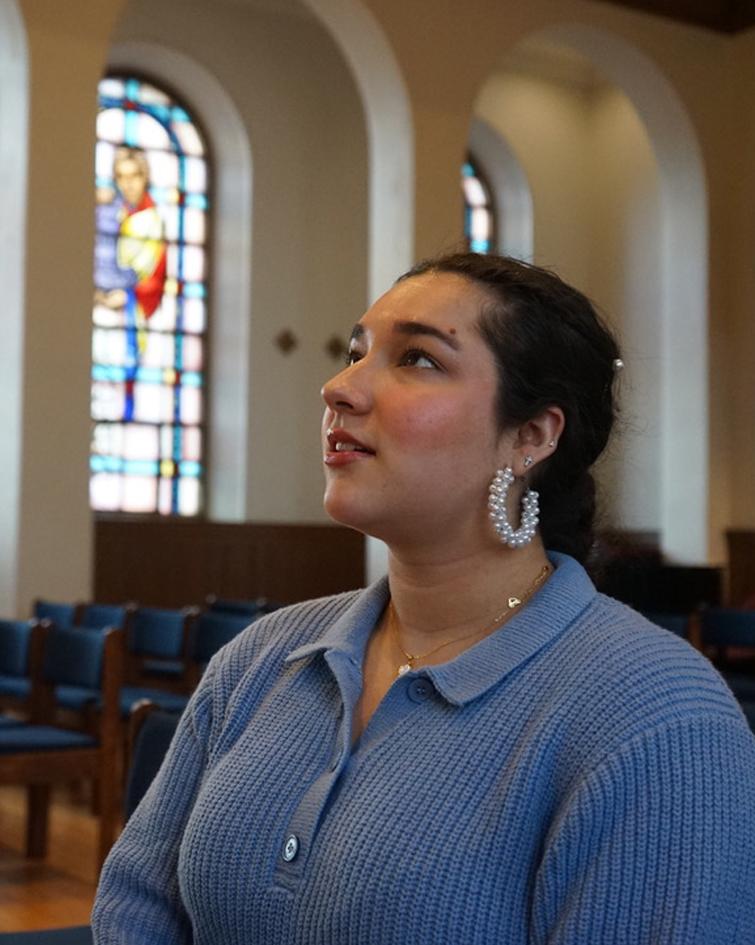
462,156,496,254
91,76,208,515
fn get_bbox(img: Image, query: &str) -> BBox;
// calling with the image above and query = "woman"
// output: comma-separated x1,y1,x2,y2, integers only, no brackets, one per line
93,254,755,944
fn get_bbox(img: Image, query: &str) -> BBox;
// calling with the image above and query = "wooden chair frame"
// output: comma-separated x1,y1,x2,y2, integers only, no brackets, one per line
0,627,124,871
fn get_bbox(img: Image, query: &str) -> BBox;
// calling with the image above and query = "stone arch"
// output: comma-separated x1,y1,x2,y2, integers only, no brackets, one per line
0,0,29,613
469,117,534,261
504,23,708,562
107,41,252,521
301,0,413,303
300,0,414,580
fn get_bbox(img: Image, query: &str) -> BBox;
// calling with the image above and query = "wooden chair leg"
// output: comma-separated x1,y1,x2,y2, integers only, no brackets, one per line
95,778,120,873
25,783,50,858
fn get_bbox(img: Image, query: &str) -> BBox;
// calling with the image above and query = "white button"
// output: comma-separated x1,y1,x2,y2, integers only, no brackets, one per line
282,834,299,862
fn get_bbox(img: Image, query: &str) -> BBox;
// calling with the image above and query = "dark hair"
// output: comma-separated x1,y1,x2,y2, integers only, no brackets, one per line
398,253,621,563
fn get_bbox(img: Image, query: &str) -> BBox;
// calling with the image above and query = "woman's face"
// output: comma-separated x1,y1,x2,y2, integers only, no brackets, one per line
321,272,515,550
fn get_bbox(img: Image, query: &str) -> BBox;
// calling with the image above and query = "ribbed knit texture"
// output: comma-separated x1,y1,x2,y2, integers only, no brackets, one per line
92,553,755,944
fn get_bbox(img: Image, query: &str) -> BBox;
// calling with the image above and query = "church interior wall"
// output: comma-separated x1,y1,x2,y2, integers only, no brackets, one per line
3,0,755,614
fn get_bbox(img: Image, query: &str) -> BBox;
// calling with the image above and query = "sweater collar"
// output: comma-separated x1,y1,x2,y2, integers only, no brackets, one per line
285,552,596,706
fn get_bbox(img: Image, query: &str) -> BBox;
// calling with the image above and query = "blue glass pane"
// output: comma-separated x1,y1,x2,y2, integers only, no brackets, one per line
179,460,202,477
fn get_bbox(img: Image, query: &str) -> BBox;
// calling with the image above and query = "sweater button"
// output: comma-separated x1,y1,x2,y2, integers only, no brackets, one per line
282,834,299,862
407,677,433,703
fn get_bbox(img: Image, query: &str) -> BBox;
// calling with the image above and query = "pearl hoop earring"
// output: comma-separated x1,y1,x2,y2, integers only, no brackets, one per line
488,467,539,548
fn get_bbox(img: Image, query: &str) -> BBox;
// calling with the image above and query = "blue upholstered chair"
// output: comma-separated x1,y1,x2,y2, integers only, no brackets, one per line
187,610,255,684
0,702,180,945
44,624,112,720
117,610,253,716
640,611,690,639
78,602,134,633
0,619,47,716
31,600,80,629
0,930,93,944
124,700,181,818
126,606,197,688
700,608,755,702
205,595,279,618
0,625,124,870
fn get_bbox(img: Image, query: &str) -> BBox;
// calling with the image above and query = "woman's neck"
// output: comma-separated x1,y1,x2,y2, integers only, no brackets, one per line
386,539,551,649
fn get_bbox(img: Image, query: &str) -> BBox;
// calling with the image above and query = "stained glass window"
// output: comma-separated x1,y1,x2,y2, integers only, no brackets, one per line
91,76,209,516
462,155,496,254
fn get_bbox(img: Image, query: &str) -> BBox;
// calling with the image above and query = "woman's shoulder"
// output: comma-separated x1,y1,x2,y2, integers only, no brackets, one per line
558,590,744,727
523,588,754,790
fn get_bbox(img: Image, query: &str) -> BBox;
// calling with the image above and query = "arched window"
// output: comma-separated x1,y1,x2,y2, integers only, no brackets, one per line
91,75,209,516
462,155,496,254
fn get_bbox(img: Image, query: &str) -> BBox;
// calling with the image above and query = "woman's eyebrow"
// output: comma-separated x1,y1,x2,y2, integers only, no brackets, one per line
392,320,460,350
348,320,461,351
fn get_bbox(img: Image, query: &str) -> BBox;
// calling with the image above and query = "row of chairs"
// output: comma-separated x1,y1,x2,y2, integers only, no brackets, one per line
26,595,277,715
0,596,276,872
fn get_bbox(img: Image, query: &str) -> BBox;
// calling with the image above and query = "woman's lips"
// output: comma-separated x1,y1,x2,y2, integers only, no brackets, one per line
324,428,375,465
324,448,374,466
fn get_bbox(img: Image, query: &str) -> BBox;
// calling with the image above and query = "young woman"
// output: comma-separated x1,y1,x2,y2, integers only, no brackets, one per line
93,254,755,944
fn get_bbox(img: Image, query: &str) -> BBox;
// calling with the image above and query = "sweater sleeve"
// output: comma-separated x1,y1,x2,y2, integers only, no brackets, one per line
531,714,755,945
91,669,216,944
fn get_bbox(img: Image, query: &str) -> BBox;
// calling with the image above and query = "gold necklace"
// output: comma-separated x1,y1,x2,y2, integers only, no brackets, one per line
389,563,552,677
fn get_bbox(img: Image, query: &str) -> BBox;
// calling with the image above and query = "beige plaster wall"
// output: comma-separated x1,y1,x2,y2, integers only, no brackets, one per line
8,0,126,614
725,29,755,529
586,85,661,532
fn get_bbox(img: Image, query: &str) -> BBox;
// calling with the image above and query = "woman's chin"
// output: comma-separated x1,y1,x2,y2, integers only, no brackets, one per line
322,491,381,538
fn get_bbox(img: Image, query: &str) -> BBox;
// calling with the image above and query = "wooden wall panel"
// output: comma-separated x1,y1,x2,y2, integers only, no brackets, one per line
94,518,365,608
726,531,755,606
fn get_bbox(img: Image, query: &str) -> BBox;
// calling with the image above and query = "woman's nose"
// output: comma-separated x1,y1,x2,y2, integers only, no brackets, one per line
321,362,371,414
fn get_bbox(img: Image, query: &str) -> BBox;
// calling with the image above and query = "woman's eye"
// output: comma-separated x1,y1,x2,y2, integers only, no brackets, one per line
345,349,363,366
400,348,438,370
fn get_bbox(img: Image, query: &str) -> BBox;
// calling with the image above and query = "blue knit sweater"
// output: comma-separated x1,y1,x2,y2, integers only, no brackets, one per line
92,553,755,944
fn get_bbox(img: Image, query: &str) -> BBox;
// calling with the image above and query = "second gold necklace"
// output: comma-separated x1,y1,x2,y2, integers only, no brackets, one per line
389,563,552,677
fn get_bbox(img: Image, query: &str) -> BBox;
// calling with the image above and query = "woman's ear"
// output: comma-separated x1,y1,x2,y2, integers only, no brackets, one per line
502,406,565,477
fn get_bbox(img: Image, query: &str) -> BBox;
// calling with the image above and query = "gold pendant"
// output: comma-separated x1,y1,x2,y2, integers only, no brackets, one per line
397,663,412,676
